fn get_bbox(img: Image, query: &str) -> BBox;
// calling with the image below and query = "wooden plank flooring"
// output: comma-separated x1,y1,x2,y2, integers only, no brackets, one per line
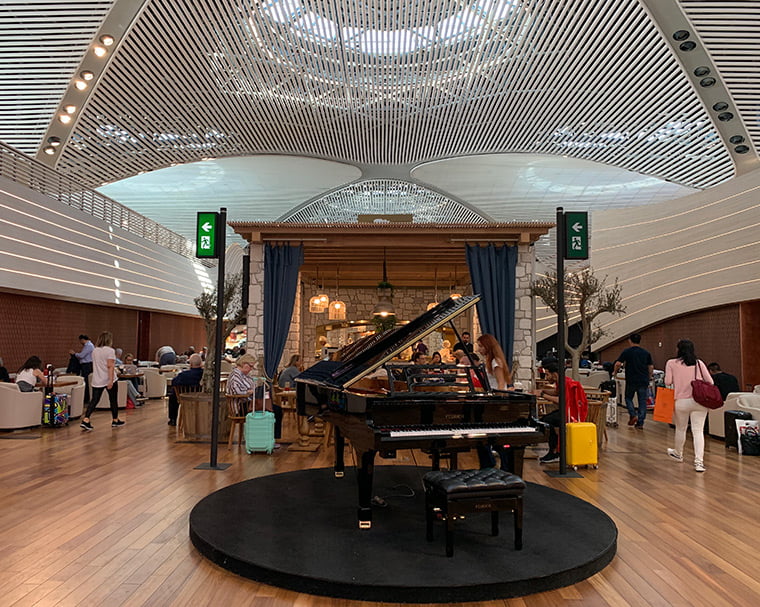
1,401,758,606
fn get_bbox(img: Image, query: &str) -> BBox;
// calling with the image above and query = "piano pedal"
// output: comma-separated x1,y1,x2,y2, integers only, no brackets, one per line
379,450,397,459
334,471,344,478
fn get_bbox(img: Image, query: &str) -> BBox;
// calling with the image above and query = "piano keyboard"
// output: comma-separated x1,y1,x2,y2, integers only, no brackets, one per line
379,424,540,439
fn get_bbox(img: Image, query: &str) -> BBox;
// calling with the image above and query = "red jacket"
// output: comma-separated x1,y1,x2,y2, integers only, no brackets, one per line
565,377,588,422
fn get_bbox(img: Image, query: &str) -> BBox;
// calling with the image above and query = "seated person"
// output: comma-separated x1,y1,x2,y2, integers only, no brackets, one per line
227,354,283,447
155,345,176,366
15,356,46,392
278,354,302,388
0,356,10,383
167,354,204,426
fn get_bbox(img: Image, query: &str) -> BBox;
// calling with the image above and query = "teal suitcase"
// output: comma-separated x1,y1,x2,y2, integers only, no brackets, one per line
245,408,275,454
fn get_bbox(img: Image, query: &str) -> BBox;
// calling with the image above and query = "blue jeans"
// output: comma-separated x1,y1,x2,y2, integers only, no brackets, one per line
625,383,649,426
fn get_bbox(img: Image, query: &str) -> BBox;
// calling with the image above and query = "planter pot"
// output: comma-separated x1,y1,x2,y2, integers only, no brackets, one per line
177,392,231,441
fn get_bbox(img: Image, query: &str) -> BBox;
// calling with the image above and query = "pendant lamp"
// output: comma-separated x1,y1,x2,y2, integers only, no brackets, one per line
373,249,395,317
427,268,440,311
328,266,346,320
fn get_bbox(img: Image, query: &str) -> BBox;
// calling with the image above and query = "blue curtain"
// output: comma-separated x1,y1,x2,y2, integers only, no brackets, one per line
264,244,304,379
465,243,518,361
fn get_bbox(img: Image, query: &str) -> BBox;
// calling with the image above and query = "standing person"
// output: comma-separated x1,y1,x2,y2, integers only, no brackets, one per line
707,362,740,401
15,356,46,392
452,331,474,354
665,340,713,472
80,331,125,431
613,333,653,430
70,334,94,403
476,334,512,390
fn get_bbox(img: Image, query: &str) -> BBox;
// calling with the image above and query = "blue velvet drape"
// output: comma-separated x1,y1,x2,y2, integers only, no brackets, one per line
263,243,303,379
465,243,518,361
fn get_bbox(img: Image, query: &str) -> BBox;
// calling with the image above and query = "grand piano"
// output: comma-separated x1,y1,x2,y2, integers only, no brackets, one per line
296,295,547,528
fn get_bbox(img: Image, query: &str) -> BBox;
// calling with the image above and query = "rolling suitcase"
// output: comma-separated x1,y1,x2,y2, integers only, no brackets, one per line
245,390,275,455
724,409,753,450
566,422,598,469
43,393,69,427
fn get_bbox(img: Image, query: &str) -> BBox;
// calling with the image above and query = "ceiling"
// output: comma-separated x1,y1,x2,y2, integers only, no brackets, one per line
1,0,759,260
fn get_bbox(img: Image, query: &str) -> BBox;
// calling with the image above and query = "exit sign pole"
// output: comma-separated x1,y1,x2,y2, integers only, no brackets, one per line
564,211,589,260
196,212,219,258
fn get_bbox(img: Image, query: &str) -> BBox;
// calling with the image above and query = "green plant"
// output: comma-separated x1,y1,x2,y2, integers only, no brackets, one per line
372,314,396,333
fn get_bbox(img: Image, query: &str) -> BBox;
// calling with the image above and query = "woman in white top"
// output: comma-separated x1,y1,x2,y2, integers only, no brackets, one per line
15,356,46,392
80,331,125,431
664,339,713,472
476,334,512,390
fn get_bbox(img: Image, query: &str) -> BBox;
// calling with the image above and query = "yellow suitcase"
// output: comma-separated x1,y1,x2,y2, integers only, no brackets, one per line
566,422,598,469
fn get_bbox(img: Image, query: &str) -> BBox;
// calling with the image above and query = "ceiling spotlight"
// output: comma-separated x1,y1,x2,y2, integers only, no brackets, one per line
735,145,750,154
673,30,690,41
693,66,710,77
58,114,72,124
74,79,88,91
43,145,56,155
729,135,745,144
64,105,76,114
718,112,734,122
699,77,716,87
47,136,61,146
93,45,107,57
712,102,729,112
679,41,696,51
80,70,94,80
99,34,114,46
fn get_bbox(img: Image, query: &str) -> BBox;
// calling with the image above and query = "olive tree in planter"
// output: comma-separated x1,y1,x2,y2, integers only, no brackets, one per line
531,268,625,380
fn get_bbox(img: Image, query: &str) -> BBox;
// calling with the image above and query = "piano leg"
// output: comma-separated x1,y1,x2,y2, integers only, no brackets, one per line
334,426,345,478
497,446,526,477
356,448,377,529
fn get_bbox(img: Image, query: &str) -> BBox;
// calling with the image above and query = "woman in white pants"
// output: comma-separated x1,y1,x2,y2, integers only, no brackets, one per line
664,339,713,472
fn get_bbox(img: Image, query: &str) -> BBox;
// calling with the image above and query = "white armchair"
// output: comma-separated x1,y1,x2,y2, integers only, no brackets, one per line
708,392,760,439
0,383,43,429
141,368,167,399
54,375,85,418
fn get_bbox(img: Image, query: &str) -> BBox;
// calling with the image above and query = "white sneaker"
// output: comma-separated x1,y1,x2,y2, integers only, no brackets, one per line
694,461,706,472
667,448,683,462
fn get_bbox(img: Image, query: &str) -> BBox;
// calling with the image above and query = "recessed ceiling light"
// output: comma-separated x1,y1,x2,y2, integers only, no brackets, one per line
712,102,729,112
81,70,94,81
693,66,710,77
673,30,690,41
699,77,716,87
679,41,696,51
74,79,88,90
64,105,76,114
47,136,61,146
43,145,56,155
99,34,114,46
93,45,107,57
729,135,744,144
718,112,734,122
58,114,72,124
735,145,749,154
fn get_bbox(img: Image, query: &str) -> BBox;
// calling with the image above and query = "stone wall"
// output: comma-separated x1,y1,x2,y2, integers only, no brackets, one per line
511,243,535,386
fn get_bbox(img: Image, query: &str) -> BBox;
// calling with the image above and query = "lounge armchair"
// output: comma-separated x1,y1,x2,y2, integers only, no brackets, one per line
0,383,43,429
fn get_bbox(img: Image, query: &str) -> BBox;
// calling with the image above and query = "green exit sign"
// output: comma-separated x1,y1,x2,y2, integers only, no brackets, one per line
196,212,219,258
565,211,589,259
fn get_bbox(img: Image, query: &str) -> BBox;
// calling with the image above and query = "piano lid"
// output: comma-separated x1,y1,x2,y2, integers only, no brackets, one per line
297,295,480,389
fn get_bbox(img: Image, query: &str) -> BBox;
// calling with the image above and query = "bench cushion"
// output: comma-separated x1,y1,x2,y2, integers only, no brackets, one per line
423,468,525,496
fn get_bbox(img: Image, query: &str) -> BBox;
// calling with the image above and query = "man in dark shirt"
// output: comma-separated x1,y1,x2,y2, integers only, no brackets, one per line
707,362,740,401
167,354,204,426
613,333,653,430
452,331,474,354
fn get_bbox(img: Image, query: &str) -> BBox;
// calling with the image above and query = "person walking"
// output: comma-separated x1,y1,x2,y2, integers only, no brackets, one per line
664,339,713,472
80,331,125,431
613,333,653,429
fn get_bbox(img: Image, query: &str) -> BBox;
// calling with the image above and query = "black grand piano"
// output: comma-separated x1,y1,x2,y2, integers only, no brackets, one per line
296,295,547,528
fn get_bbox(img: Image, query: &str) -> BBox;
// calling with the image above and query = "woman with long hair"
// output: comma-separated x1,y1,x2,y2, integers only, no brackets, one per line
664,339,713,472
80,331,125,431
278,354,302,388
16,356,46,392
476,334,512,390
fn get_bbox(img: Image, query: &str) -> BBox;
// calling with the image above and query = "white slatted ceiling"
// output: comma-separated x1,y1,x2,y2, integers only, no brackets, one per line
679,0,760,155
48,0,733,190
0,1,114,152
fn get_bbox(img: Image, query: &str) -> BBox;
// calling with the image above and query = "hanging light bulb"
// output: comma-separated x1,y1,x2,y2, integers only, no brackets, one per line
450,269,462,299
427,267,440,310
309,276,327,313
328,266,346,320
373,248,395,317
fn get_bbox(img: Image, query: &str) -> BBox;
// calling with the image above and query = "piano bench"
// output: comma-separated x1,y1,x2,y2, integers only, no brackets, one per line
423,468,526,557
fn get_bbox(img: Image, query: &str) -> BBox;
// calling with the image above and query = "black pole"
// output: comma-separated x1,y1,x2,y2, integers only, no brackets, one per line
556,208,567,475
196,208,231,470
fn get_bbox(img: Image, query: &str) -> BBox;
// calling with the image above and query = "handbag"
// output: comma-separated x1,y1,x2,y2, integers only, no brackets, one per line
740,426,760,456
652,387,675,423
691,362,723,409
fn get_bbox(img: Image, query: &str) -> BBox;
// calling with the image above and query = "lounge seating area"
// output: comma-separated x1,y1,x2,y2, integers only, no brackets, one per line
0,382,44,429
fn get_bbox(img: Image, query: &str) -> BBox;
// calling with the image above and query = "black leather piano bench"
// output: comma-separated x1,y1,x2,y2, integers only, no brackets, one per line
423,468,526,557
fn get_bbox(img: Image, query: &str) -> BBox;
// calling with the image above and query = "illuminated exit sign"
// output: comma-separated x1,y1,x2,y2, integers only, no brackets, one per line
196,212,219,258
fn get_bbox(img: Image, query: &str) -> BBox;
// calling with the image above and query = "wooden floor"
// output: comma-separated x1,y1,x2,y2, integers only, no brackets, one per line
1,401,758,607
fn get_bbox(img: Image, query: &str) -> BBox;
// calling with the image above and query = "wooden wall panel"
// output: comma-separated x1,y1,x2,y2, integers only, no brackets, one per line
0,292,205,373
739,301,760,391
600,304,742,384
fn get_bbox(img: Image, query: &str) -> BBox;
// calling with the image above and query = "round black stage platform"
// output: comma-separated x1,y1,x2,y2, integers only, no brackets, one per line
190,466,617,603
